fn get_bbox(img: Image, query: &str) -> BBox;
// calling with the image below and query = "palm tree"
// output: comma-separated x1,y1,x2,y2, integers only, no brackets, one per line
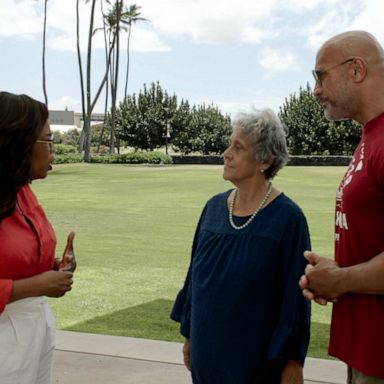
97,0,110,152
100,0,126,154
42,0,48,106
76,0,117,161
123,4,148,99
76,0,86,154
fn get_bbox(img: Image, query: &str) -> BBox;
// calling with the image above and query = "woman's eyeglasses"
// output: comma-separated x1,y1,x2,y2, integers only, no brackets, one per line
36,134,55,153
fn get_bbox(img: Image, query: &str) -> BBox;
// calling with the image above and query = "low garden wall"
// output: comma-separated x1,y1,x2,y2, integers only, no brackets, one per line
171,155,352,166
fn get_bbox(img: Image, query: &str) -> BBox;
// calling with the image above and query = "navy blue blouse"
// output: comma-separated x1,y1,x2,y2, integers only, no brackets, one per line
171,191,311,384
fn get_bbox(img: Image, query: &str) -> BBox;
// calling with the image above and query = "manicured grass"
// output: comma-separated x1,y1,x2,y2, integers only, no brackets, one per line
31,163,346,359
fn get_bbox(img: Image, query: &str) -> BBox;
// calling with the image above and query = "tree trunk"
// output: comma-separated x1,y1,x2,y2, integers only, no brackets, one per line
109,0,121,155
76,0,86,153
77,0,117,161
42,0,48,107
98,0,109,153
124,24,132,99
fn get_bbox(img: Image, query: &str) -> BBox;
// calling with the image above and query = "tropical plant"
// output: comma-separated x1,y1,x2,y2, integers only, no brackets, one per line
116,82,177,150
123,4,148,98
37,0,49,106
97,0,110,153
76,0,117,162
104,0,123,154
172,104,231,155
279,83,361,155
96,1,147,154
115,81,231,154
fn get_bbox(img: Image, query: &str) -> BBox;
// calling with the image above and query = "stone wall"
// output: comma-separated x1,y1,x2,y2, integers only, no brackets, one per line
171,155,351,166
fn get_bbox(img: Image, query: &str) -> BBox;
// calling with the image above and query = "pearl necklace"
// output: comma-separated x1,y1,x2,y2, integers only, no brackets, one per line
229,182,273,230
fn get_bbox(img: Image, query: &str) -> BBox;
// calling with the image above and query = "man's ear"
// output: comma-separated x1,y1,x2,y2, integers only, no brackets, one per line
351,57,367,82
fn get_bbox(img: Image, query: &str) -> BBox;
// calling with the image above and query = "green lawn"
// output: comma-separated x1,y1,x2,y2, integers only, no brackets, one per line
31,163,346,359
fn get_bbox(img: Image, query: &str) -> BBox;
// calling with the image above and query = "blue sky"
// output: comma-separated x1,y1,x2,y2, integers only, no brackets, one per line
1,0,384,118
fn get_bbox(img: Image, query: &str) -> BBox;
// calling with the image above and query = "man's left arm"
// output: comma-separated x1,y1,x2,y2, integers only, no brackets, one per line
337,250,384,294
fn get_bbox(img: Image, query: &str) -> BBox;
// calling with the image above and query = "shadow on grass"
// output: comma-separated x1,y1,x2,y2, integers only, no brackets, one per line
64,300,332,359
63,298,183,343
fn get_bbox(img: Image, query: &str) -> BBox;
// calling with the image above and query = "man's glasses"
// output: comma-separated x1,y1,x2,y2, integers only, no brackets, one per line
312,58,354,86
36,134,55,153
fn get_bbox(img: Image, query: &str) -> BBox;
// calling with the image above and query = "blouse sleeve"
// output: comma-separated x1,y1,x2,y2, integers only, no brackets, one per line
170,204,207,338
0,279,13,313
267,210,311,365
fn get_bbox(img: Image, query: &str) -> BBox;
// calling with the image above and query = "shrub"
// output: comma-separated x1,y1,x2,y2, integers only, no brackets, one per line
53,154,83,164
54,144,78,155
90,151,173,164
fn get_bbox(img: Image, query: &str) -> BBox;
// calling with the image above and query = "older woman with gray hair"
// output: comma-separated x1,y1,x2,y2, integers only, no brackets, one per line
171,108,311,384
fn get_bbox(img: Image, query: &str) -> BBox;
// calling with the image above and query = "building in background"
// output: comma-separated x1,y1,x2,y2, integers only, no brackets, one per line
49,110,105,132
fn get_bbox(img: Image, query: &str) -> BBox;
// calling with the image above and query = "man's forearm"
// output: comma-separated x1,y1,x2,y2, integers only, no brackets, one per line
338,251,384,295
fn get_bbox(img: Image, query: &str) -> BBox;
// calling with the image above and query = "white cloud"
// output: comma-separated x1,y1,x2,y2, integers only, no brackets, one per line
349,0,384,44
0,0,169,53
259,47,301,73
0,0,42,38
46,0,170,53
283,0,341,13
3,0,383,54
303,0,384,50
139,0,278,44
48,25,170,53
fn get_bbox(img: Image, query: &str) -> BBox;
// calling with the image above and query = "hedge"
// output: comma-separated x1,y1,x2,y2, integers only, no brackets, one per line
53,153,351,166
53,151,172,165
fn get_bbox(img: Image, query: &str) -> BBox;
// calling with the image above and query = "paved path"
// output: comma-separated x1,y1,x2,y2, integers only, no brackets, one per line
53,331,346,384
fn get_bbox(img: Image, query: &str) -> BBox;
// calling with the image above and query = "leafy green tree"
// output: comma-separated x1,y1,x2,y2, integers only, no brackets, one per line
170,99,192,152
279,83,361,155
173,104,231,154
116,82,177,150
58,129,81,147
115,82,231,154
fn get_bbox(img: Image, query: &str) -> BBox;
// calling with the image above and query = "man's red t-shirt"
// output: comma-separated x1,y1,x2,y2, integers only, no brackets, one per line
329,113,384,376
0,184,56,313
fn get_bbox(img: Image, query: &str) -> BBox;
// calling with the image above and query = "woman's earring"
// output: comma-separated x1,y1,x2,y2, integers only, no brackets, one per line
260,169,265,173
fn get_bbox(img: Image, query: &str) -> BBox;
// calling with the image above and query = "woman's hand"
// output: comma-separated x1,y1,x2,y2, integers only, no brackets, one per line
55,232,76,272
183,338,191,371
281,360,303,384
11,270,73,302
34,270,74,297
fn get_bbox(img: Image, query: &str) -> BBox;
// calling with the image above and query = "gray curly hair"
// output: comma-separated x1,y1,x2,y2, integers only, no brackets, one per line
232,108,289,179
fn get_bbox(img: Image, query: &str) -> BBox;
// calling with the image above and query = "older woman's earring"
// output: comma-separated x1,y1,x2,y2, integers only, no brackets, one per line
260,169,265,173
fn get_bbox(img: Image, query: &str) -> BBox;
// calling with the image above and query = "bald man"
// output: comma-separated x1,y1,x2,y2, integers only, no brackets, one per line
300,31,384,383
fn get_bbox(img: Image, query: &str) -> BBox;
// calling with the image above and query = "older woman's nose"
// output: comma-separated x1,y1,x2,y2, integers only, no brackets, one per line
223,146,231,159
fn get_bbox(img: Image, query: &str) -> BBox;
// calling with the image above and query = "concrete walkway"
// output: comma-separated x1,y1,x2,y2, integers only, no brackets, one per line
53,331,346,384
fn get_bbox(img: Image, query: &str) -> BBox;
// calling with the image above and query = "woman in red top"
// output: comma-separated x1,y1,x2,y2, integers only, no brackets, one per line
0,92,76,384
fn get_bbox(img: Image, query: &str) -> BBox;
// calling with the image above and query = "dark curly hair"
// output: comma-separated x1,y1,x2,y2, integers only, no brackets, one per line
0,92,48,222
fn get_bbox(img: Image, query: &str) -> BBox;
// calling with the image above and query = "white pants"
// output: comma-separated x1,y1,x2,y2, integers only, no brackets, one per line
0,297,56,384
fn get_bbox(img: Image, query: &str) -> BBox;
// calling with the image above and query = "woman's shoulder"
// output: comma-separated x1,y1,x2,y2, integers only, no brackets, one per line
272,193,306,219
206,189,232,207
17,184,39,210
